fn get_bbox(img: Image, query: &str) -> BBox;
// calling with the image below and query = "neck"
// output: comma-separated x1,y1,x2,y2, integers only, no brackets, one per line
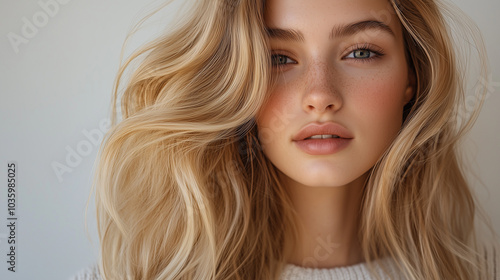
283,173,367,269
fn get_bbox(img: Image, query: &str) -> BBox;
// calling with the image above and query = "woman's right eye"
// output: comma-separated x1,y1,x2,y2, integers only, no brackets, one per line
271,54,297,67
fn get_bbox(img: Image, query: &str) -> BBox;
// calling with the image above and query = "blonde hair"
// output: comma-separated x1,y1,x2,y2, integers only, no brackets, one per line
360,0,498,279
91,0,497,279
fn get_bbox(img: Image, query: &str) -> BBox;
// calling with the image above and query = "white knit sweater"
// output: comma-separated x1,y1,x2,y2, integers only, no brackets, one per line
70,245,499,279
70,258,398,280
279,257,402,280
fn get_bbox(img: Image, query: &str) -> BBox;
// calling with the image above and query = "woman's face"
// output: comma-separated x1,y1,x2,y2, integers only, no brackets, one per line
256,0,414,187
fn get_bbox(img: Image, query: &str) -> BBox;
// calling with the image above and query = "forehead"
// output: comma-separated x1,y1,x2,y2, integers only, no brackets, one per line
264,0,402,37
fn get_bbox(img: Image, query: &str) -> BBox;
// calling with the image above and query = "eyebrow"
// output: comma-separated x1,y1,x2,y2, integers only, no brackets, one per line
266,20,395,42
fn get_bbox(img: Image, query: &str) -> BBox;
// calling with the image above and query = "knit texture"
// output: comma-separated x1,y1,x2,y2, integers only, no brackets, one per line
69,244,499,280
70,264,101,280
279,257,402,280
68,260,393,280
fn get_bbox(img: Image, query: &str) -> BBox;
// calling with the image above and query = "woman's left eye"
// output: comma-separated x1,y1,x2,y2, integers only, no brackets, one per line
345,49,378,59
271,54,297,66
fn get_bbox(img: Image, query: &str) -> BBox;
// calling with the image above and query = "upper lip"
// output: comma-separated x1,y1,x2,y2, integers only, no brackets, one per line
292,122,353,141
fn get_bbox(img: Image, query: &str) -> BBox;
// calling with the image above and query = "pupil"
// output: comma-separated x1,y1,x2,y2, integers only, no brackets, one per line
272,55,285,65
355,50,370,58
278,55,285,64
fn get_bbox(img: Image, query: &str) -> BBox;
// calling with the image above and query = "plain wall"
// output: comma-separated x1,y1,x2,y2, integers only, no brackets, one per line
0,0,498,279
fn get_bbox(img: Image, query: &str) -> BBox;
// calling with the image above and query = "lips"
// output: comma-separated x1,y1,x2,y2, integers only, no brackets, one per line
292,122,353,155
292,122,353,141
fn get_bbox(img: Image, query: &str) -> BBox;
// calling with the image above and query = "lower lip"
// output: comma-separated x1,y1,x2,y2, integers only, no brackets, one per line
293,138,351,155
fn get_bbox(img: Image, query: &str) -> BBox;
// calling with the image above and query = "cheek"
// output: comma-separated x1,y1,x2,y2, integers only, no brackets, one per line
349,73,408,142
256,88,293,131
256,90,292,149
358,81,404,116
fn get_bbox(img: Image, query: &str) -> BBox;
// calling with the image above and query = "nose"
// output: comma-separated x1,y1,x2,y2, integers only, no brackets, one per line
302,61,342,114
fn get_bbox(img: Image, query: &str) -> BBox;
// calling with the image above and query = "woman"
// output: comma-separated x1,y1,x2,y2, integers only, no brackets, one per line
72,0,499,279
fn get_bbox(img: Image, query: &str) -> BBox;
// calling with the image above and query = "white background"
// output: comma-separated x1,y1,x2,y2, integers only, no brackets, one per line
0,0,498,279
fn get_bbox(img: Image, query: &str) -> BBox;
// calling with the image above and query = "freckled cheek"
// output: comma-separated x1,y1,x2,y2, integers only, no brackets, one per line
349,77,406,135
257,88,294,127
256,89,297,150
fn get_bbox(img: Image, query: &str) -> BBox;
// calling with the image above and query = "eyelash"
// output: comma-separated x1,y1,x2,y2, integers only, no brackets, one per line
344,43,385,62
271,43,385,68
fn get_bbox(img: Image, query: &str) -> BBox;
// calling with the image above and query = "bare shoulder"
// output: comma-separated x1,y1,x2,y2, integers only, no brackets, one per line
68,264,101,280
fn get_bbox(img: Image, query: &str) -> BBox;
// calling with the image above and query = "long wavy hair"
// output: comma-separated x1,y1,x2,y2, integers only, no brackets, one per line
91,0,497,279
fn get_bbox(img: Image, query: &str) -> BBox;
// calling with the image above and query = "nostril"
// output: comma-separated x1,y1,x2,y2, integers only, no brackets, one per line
307,104,335,111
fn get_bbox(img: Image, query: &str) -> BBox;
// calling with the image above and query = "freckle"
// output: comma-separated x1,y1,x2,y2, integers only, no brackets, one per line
305,61,336,92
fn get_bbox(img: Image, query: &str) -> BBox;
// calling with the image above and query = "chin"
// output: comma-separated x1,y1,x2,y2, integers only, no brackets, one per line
286,172,361,188
304,179,357,188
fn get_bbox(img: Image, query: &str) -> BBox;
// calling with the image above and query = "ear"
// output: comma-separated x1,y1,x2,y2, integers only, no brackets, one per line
403,67,416,104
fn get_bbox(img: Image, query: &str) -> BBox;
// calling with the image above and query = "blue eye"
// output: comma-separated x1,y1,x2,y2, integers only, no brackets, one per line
271,54,296,66
344,44,384,62
346,49,375,59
